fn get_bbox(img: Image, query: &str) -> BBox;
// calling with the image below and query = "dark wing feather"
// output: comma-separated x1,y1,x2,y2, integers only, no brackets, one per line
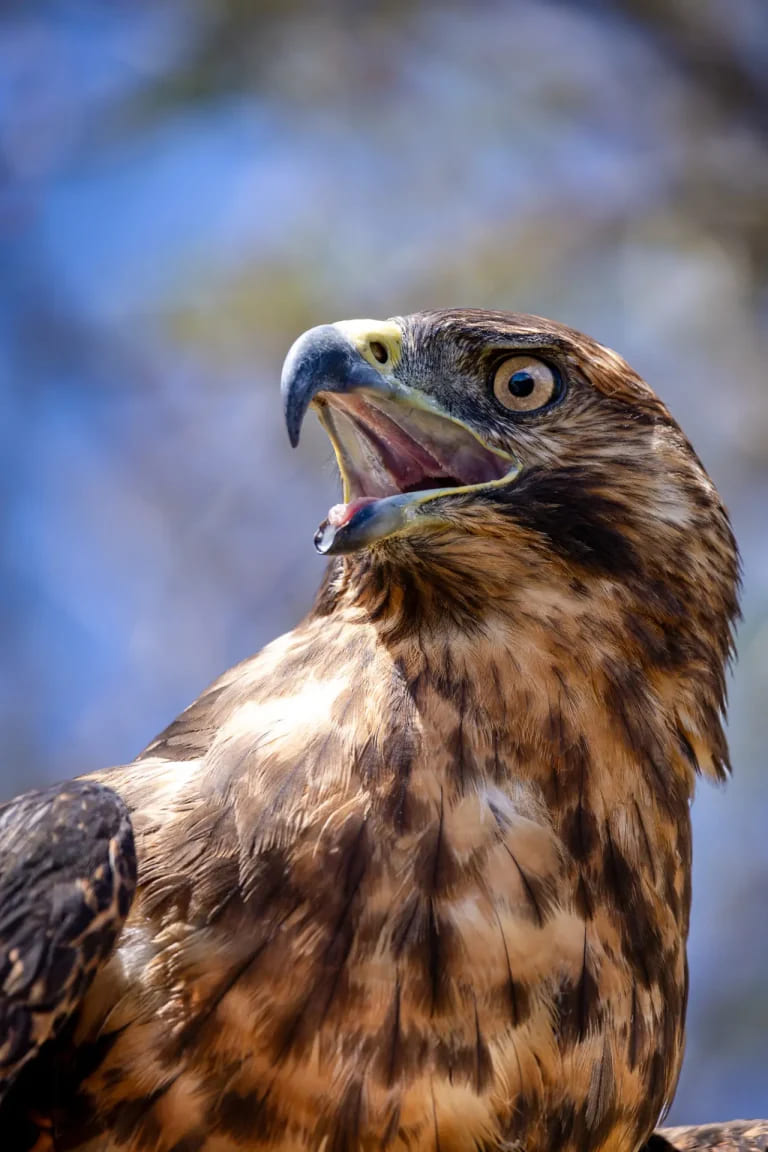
0,780,136,1102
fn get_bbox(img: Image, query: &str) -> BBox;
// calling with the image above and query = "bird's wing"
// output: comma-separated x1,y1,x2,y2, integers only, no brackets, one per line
0,780,136,1102
653,1123,768,1152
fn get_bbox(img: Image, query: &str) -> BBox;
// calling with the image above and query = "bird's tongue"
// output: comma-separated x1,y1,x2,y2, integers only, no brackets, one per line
316,392,514,553
327,497,378,528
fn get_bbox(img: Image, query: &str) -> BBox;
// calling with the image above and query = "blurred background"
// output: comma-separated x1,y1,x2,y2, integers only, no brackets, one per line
1,0,766,1125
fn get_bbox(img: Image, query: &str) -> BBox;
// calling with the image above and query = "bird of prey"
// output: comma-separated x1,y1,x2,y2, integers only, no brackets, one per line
0,310,740,1152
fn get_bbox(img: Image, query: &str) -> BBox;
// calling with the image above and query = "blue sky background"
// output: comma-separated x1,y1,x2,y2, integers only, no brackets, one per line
1,0,767,1123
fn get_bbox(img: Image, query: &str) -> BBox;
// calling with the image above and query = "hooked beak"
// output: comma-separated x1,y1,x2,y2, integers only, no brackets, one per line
281,323,393,449
280,320,519,555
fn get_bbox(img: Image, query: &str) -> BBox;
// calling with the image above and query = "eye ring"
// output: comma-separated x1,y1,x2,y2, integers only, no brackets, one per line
492,355,562,413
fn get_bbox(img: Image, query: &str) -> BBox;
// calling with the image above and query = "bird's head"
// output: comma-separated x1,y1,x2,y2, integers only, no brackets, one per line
282,309,739,775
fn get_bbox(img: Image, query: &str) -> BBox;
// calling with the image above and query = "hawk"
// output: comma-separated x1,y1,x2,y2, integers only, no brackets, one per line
0,311,740,1152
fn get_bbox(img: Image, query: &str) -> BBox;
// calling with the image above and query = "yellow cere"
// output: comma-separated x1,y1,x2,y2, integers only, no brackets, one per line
333,318,403,373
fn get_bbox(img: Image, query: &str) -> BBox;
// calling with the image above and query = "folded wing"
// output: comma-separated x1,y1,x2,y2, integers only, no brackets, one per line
0,779,136,1103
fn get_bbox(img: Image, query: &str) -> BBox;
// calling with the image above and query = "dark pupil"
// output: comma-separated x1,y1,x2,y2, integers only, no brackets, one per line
508,370,536,398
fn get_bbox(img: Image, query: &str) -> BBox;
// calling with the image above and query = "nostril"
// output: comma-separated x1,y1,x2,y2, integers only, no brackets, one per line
369,340,388,365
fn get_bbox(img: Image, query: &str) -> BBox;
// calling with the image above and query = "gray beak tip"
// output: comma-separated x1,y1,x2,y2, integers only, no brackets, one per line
280,323,388,450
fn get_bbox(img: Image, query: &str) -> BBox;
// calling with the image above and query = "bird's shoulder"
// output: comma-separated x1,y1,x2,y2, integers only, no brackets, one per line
85,614,377,925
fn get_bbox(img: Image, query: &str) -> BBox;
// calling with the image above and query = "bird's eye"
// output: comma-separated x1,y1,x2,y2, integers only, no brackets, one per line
492,356,561,413
369,340,389,364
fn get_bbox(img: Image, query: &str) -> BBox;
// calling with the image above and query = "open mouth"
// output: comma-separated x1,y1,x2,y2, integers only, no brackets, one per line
314,390,517,553
279,319,521,556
